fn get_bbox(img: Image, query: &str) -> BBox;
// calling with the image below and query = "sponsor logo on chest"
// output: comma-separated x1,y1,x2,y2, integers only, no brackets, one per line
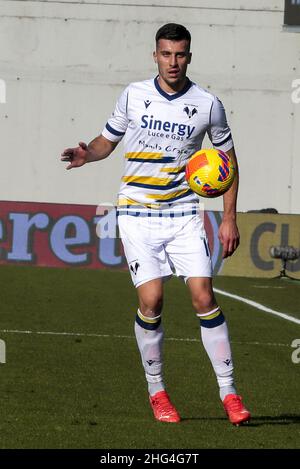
141,114,195,139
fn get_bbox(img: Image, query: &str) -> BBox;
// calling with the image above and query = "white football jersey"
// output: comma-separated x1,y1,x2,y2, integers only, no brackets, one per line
102,77,233,213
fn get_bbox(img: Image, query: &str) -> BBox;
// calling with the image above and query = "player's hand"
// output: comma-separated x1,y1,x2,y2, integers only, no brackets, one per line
61,141,89,170
218,219,240,258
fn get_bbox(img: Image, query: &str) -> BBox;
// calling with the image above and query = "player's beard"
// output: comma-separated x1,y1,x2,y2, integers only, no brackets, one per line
158,66,188,92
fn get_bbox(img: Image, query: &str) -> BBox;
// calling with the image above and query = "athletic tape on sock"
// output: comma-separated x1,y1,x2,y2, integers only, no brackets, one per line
136,309,161,330
197,307,225,328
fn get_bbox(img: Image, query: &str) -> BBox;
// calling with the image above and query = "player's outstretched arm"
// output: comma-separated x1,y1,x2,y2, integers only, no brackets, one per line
218,147,240,258
61,135,118,170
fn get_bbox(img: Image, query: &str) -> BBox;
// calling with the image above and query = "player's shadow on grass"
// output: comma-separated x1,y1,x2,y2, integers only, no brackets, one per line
182,414,300,426
245,414,300,427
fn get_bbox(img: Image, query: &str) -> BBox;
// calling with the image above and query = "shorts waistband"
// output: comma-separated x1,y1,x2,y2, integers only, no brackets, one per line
117,209,198,218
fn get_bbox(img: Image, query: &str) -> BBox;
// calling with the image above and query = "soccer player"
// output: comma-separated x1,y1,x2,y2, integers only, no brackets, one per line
61,23,251,426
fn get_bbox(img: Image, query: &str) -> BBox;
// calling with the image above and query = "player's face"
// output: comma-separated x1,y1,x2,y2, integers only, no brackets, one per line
154,39,192,92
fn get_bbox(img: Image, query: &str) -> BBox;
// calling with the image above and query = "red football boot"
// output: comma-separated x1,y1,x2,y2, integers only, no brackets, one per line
223,394,251,426
149,391,181,423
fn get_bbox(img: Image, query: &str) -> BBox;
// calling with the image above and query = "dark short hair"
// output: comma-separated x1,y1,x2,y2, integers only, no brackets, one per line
155,23,191,47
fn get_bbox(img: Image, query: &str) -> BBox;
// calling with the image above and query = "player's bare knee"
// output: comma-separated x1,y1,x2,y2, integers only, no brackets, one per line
192,294,216,314
139,296,163,317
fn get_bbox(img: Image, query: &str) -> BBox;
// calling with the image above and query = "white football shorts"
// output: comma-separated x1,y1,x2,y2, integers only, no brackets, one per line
118,212,212,288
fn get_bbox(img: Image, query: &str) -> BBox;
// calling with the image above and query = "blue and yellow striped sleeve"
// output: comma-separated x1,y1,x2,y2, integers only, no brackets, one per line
102,87,129,142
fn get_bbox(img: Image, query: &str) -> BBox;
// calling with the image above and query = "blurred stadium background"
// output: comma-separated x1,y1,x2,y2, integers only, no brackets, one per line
0,0,300,449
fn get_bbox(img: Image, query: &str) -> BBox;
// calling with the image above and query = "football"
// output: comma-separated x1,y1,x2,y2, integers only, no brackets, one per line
185,148,235,198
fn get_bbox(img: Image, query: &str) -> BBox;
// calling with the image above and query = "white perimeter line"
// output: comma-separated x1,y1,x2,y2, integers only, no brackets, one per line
0,288,297,346
0,329,289,347
213,287,300,325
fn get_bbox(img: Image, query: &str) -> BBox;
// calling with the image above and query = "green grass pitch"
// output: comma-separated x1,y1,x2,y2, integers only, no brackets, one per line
0,265,299,449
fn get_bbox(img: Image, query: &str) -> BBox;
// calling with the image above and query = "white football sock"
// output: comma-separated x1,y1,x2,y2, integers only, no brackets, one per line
134,309,165,396
197,307,236,400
